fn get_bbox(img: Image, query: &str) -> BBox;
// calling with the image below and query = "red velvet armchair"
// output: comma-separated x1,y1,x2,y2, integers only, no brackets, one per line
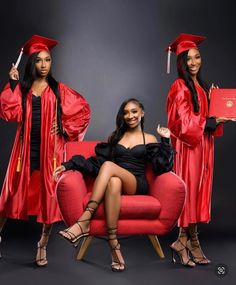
56,141,186,260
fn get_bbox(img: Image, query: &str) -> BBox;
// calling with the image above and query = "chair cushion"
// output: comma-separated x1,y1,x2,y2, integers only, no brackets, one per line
83,193,161,220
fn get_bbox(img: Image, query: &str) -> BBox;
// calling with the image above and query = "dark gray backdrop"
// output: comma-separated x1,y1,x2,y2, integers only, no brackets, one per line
0,0,236,235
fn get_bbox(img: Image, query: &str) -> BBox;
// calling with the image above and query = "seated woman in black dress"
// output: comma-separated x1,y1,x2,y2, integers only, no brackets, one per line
54,98,174,272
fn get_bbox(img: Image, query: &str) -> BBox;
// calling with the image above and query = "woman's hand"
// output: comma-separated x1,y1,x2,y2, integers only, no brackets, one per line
51,119,59,135
9,64,19,80
208,83,219,100
156,124,171,138
216,117,232,124
53,165,66,181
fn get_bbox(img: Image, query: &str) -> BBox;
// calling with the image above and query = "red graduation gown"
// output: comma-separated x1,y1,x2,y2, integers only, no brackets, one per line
166,79,223,227
0,82,90,224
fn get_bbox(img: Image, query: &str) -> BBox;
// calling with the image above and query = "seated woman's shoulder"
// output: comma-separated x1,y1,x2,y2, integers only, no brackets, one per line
144,132,158,144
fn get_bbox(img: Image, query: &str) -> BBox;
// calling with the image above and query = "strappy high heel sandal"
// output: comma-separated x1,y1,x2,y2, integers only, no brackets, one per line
107,227,125,272
170,239,196,268
186,231,211,265
170,228,195,268
58,200,98,247
35,233,49,267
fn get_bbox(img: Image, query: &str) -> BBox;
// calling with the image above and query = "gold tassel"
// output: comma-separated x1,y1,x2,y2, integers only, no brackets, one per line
16,156,21,172
16,136,22,172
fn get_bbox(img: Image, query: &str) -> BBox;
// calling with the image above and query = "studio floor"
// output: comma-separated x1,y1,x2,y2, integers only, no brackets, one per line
0,220,235,285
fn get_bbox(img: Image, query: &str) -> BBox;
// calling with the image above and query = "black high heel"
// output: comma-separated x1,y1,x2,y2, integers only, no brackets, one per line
170,239,196,268
35,242,48,267
58,200,98,247
186,231,211,265
35,233,49,267
107,227,125,272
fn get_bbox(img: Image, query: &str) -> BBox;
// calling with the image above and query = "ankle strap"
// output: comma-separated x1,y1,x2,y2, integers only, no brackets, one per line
189,231,199,241
87,200,99,206
107,227,117,232
85,200,99,217
179,227,188,237
177,238,187,248
41,226,53,237
107,227,117,240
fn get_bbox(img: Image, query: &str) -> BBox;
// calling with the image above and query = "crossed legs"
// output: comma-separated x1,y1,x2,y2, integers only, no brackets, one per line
59,161,137,271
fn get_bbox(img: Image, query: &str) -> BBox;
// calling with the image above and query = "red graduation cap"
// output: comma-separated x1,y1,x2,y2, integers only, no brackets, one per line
165,33,206,73
14,35,58,68
23,35,58,56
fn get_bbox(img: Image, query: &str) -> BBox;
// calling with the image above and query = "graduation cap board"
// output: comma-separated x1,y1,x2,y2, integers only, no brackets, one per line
165,33,206,74
14,35,58,68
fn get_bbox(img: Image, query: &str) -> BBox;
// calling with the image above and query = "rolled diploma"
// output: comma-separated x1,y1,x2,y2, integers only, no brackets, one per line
14,48,23,69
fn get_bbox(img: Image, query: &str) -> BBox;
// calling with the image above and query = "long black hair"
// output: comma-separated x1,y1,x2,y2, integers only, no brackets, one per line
21,52,65,137
177,50,209,113
108,98,145,147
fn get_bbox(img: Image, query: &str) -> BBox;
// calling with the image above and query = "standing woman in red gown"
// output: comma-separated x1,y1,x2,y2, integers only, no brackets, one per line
166,34,227,267
0,35,91,266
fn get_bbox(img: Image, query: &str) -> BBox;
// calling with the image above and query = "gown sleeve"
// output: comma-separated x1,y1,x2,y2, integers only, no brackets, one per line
167,80,206,148
146,137,174,175
0,81,22,122
204,117,223,136
62,142,111,176
59,83,91,141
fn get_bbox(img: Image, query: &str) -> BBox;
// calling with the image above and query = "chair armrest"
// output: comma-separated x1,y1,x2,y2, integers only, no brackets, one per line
56,170,87,226
149,171,186,232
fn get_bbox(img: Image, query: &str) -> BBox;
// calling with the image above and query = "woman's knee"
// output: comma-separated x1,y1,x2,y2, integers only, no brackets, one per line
100,161,116,170
106,177,122,195
99,161,117,175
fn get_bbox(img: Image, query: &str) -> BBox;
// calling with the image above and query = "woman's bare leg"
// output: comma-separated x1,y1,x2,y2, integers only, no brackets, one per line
60,161,136,240
105,177,122,227
104,177,125,271
35,223,53,267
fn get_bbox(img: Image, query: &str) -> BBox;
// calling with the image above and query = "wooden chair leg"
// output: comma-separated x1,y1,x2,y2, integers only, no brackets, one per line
148,235,165,258
75,236,93,260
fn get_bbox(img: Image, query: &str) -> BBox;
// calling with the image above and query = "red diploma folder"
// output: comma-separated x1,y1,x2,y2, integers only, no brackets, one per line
209,89,236,118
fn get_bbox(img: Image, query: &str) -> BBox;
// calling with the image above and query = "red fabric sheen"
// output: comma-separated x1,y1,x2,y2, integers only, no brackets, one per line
0,82,90,223
166,79,223,227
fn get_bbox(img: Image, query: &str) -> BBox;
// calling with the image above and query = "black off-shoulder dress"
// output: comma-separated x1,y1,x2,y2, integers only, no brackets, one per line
62,134,174,195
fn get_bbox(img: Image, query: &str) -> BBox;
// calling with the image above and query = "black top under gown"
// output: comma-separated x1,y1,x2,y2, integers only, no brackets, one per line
62,134,174,195
8,81,42,173
30,95,41,173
